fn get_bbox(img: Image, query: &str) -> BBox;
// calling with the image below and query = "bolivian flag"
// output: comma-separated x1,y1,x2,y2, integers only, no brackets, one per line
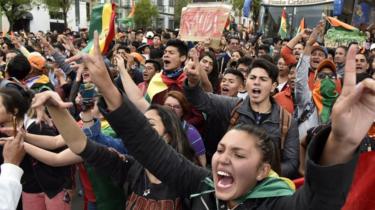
83,3,116,55
144,72,186,102
144,72,168,102
278,7,287,39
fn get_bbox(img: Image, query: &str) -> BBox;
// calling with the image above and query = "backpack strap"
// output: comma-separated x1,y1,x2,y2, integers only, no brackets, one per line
279,107,292,150
228,99,243,130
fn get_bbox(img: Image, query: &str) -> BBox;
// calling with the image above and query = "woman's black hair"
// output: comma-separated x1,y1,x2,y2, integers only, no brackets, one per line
231,124,281,174
147,104,196,162
0,88,34,121
200,51,220,92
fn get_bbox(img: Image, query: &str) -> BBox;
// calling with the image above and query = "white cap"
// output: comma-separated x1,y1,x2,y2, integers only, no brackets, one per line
370,43,375,51
146,31,154,39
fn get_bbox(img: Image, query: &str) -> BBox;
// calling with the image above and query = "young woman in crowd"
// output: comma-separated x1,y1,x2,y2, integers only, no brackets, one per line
30,90,196,209
163,91,206,167
31,33,374,210
0,87,74,210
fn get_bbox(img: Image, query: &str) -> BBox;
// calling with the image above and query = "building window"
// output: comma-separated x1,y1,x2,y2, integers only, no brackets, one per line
169,0,174,6
86,2,90,20
157,0,163,6
157,18,164,28
49,11,64,20
169,19,174,29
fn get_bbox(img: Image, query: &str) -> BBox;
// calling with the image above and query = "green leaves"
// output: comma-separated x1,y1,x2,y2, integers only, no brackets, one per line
133,0,158,28
0,0,33,30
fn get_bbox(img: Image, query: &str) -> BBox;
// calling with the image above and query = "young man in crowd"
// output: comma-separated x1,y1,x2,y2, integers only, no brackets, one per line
334,46,347,78
219,68,245,98
217,36,241,74
184,58,299,178
150,34,164,59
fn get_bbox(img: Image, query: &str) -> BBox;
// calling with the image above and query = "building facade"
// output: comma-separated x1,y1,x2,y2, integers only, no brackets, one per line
117,0,175,29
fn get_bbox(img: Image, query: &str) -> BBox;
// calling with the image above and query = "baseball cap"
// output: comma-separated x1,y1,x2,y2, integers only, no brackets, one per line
317,59,336,73
28,52,46,70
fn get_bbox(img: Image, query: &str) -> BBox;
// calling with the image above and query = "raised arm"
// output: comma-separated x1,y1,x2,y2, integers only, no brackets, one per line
187,48,213,92
25,133,65,150
295,24,323,116
24,144,82,167
0,127,65,150
114,54,149,113
271,44,375,210
63,31,210,196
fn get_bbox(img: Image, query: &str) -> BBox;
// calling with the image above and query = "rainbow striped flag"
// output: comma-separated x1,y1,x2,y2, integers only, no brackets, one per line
83,3,116,55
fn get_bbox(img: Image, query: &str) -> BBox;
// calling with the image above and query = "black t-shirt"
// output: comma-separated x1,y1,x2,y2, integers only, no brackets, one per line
126,171,185,210
22,122,74,197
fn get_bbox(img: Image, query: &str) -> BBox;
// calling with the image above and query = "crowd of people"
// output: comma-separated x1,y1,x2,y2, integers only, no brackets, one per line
0,17,375,210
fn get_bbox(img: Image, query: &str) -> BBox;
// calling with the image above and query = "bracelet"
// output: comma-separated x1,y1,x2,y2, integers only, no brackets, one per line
82,119,94,123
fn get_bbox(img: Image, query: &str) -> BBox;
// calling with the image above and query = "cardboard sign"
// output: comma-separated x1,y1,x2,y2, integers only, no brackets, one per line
179,3,232,42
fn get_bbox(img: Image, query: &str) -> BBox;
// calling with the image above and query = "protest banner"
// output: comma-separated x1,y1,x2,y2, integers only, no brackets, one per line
324,16,367,48
179,3,232,42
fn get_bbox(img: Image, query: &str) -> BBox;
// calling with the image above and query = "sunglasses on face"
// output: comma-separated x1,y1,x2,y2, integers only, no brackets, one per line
317,72,336,80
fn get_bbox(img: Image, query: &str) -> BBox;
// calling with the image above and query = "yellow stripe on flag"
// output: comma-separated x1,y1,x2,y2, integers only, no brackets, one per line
145,72,168,101
89,3,113,55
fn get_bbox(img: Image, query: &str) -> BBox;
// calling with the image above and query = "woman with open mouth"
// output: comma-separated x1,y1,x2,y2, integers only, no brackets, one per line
31,33,373,210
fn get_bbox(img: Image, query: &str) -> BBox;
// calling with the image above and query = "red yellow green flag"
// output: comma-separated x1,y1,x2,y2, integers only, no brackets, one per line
144,72,168,102
83,3,116,55
278,7,287,39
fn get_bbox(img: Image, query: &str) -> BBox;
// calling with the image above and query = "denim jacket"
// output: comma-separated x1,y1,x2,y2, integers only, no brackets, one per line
82,119,127,155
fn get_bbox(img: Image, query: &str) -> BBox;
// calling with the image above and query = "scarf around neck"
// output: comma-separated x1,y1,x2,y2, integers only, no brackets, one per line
190,171,295,205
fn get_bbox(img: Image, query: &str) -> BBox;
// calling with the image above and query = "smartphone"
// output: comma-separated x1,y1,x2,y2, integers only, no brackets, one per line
79,83,96,111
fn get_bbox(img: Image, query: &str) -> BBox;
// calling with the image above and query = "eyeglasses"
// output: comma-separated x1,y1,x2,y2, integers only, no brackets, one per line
165,104,182,110
317,72,336,80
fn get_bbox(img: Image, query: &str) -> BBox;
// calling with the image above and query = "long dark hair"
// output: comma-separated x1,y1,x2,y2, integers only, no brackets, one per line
147,104,195,162
0,88,33,121
200,51,220,93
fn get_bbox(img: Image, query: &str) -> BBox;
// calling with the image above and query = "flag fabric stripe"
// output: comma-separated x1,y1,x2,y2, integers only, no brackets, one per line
87,5,104,41
296,17,305,35
128,0,135,18
278,8,287,39
145,72,168,102
83,3,116,55
326,16,357,31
